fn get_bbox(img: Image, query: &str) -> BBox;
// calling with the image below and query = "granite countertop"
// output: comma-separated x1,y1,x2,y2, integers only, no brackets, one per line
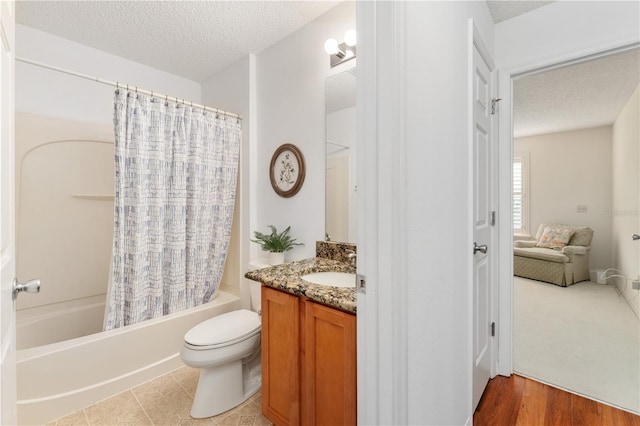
244,257,357,314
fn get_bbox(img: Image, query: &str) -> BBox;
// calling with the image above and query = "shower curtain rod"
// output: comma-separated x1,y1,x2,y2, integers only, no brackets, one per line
16,57,243,120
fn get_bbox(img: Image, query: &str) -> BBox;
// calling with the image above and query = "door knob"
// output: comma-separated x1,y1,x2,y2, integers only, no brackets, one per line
473,242,488,255
12,278,40,300
633,234,640,241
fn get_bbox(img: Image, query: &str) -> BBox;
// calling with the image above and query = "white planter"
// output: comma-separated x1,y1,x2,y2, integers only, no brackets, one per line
268,251,285,265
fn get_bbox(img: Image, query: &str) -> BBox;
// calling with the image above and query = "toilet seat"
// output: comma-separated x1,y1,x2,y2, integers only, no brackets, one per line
184,309,261,350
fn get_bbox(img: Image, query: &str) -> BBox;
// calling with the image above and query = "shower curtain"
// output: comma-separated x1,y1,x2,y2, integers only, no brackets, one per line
105,90,240,330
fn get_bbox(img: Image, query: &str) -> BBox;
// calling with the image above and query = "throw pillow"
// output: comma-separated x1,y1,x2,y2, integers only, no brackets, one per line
536,226,575,250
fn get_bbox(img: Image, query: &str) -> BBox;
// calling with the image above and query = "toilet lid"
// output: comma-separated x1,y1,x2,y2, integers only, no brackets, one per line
184,309,260,347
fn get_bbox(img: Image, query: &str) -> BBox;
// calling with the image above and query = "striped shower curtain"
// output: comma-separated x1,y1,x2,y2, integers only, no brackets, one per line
105,90,240,330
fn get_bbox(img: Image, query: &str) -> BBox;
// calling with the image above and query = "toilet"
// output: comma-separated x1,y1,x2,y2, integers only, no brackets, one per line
181,276,264,418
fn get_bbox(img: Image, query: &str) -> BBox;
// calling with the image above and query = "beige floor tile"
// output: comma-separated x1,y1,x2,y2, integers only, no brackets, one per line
234,400,261,417
48,370,268,426
132,374,196,426
248,392,262,407
238,415,255,426
46,409,89,426
84,390,152,426
171,366,200,397
210,412,242,426
251,414,273,426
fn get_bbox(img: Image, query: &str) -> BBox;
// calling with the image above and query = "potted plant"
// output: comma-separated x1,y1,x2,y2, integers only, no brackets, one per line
251,225,303,265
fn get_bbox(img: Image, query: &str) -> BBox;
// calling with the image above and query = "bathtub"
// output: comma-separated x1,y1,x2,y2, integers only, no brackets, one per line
17,295,107,350
16,290,240,425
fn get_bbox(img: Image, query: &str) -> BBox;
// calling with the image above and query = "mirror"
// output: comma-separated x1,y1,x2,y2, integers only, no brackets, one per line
325,68,356,244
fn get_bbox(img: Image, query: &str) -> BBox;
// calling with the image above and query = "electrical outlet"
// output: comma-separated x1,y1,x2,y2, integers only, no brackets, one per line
577,205,588,213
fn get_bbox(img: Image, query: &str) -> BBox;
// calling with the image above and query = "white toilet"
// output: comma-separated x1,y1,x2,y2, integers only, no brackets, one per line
181,278,263,418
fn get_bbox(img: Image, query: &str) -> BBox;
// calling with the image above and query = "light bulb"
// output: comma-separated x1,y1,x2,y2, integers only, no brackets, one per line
344,29,357,47
324,38,339,55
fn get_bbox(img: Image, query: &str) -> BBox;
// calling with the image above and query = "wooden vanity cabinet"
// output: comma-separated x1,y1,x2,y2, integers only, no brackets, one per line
261,286,301,426
261,285,357,426
302,299,357,425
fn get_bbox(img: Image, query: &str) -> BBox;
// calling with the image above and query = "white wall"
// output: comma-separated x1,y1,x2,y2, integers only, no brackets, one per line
404,3,494,423
201,55,256,305
496,1,640,72
612,84,640,318
16,24,201,125
515,126,613,269
359,1,495,424
256,1,356,261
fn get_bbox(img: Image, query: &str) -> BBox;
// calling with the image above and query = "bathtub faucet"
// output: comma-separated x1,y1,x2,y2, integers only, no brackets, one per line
13,278,41,300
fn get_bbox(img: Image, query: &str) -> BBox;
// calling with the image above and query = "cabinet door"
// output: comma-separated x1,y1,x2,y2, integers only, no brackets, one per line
303,301,357,425
261,286,300,425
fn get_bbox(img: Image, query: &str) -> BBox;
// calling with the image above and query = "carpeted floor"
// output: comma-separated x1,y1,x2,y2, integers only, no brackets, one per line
514,276,640,414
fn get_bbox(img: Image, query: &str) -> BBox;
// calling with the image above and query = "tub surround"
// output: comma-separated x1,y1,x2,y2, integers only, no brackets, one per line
244,256,356,314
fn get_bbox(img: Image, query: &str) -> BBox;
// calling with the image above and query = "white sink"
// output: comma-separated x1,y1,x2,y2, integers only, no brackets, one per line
301,272,356,288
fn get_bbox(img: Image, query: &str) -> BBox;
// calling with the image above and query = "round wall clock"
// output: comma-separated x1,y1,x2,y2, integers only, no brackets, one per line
269,143,306,198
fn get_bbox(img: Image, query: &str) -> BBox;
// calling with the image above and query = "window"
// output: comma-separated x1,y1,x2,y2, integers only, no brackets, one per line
513,153,529,236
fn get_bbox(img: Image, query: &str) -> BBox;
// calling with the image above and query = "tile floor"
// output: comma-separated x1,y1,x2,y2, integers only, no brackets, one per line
45,366,272,426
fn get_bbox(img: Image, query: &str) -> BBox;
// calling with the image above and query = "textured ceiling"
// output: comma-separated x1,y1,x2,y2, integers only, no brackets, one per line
17,1,636,138
514,48,640,138
486,0,555,23
15,0,340,82
326,67,356,114
15,1,554,84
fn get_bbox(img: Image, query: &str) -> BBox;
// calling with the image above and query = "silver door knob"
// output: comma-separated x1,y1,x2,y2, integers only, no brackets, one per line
473,242,488,254
633,234,640,241
12,278,40,300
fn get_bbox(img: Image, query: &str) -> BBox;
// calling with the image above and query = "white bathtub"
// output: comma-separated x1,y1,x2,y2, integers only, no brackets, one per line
16,290,240,425
17,295,107,350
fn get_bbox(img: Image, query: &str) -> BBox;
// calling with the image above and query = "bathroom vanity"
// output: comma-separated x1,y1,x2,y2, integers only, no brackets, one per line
245,249,357,426
261,285,356,425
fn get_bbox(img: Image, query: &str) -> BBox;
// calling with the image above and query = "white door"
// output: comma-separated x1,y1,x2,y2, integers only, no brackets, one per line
471,33,496,411
0,2,16,424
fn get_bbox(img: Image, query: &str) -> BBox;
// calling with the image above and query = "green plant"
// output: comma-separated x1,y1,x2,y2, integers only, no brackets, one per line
251,225,303,253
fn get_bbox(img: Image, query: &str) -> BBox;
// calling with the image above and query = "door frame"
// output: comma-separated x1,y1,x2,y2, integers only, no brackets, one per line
495,37,640,377
0,0,16,423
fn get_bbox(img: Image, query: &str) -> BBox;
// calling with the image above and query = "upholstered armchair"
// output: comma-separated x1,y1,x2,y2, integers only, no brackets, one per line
514,223,594,287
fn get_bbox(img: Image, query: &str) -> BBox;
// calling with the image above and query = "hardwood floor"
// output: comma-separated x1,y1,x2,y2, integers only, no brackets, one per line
474,375,640,426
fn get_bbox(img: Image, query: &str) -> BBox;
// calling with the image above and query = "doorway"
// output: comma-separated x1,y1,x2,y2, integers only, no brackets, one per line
509,47,640,413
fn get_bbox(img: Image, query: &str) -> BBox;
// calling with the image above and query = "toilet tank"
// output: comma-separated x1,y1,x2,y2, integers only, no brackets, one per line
247,260,269,313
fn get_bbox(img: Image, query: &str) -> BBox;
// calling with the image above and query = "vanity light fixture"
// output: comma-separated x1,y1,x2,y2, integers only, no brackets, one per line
324,29,356,68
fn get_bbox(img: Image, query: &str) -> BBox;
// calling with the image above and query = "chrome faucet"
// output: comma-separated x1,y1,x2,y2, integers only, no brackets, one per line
346,249,357,267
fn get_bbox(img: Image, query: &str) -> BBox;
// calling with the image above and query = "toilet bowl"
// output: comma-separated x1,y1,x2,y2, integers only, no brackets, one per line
181,268,265,419
180,309,261,418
